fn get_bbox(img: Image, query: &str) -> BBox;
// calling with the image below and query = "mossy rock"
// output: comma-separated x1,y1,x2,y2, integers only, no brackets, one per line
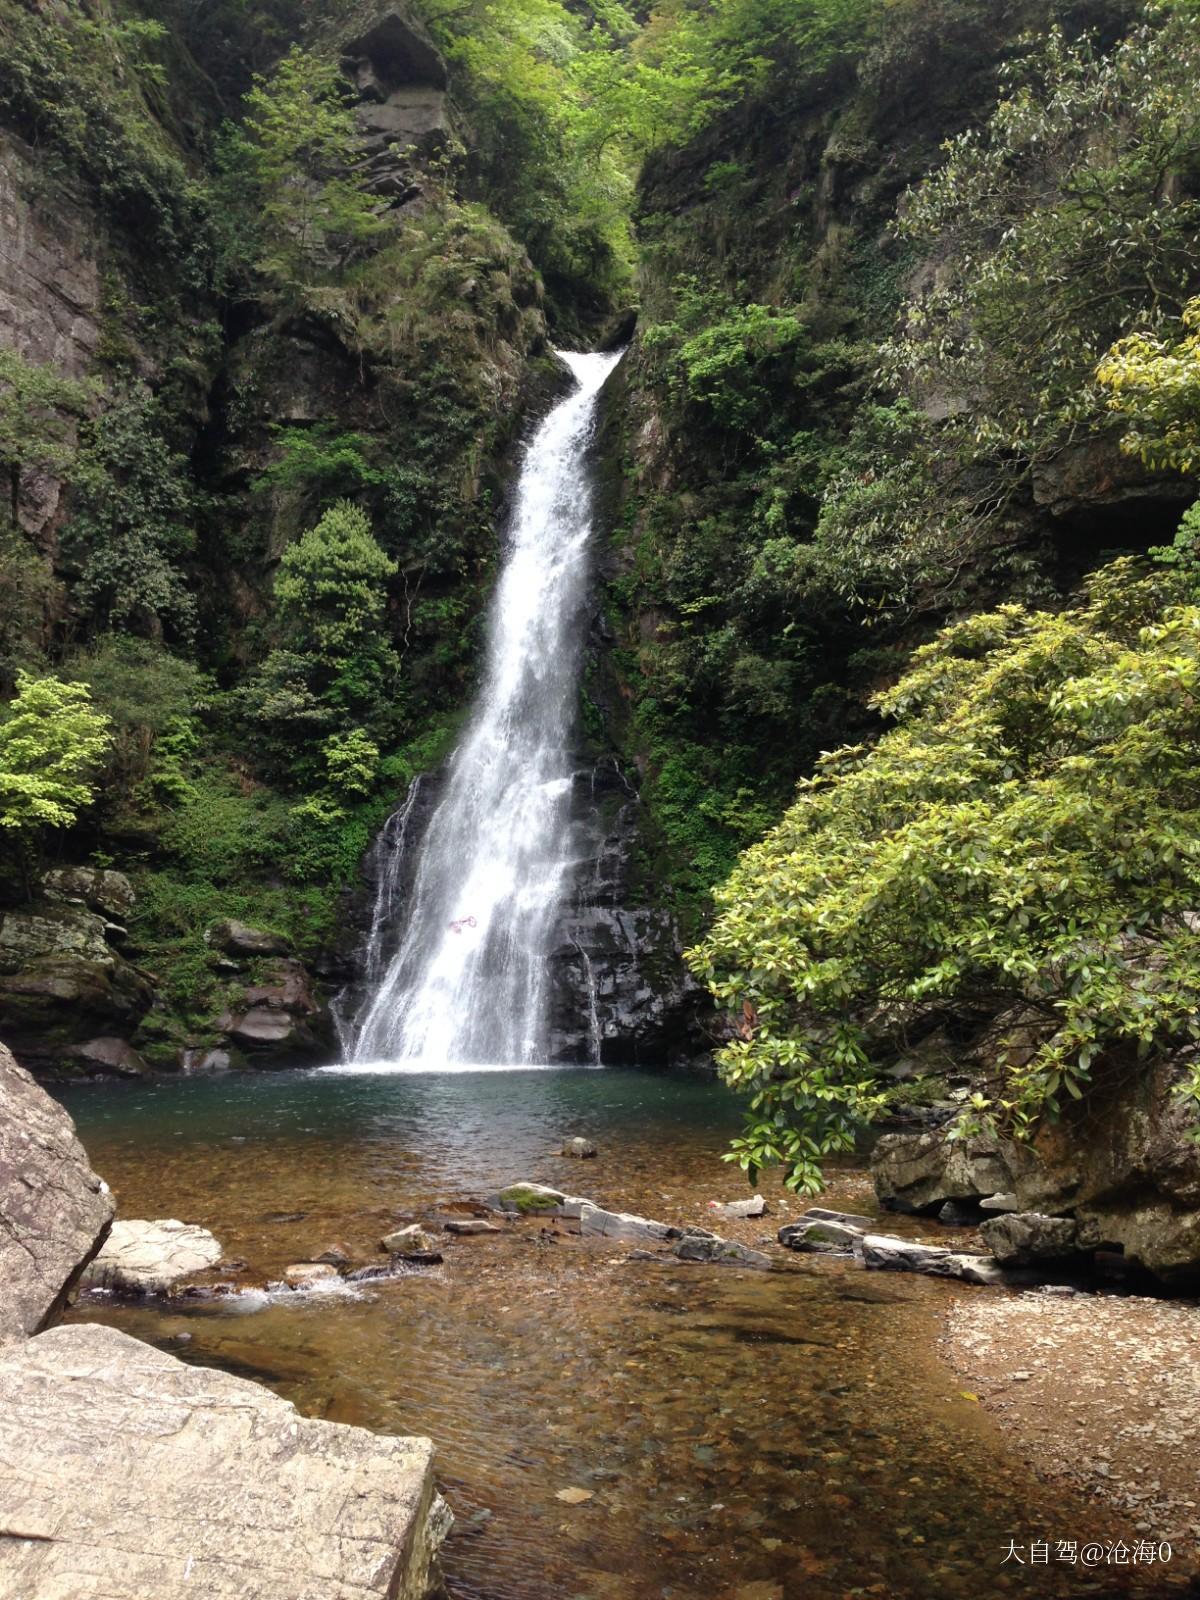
492,1182,568,1215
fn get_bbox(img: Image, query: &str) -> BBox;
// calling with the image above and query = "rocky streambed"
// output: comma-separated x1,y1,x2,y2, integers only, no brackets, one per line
0,1043,449,1600
37,1063,1200,1600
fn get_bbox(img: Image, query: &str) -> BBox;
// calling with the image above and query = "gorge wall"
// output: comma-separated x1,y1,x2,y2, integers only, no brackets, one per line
3,0,1199,1113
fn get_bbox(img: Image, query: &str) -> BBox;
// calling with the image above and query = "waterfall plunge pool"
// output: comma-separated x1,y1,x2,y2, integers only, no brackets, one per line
50,1064,1180,1600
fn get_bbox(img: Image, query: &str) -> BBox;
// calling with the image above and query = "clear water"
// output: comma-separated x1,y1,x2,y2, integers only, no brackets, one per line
347,351,622,1066
55,1067,1188,1600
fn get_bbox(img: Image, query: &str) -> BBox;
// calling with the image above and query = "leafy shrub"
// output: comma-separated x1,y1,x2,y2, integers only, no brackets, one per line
0,674,111,846
66,385,199,639
691,558,1200,1190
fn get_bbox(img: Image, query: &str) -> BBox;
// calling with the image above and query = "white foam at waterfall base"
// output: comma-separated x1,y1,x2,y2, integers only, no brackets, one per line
320,1059,574,1076
337,349,624,1071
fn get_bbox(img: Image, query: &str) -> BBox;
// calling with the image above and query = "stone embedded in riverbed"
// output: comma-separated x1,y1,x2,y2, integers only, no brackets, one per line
578,1204,681,1244
284,1262,341,1288
709,1194,766,1219
382,1224,438,1255
860,1233,1007,1286
443,1219,503,1235
673,1232,771,1269
0,1039,113,1343
779,1217,864,1253
0,1321,450,1599
491,1182,571,1215
806,1206,875,1229
561,1136,597,1158
80,1218,223,1295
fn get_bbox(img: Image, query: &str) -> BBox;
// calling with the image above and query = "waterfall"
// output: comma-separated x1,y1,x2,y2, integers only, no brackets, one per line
330,774,424,1057
344,349,622,1068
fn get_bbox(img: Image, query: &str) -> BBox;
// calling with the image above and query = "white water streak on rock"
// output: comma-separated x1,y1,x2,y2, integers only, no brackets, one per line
350,351,621,1066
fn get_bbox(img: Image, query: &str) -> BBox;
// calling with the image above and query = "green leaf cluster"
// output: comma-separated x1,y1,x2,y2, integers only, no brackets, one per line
0,673,111,838
691,557,1200,1189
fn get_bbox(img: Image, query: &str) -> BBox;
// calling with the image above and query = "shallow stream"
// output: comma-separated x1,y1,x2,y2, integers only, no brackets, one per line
55,1066,1193,1600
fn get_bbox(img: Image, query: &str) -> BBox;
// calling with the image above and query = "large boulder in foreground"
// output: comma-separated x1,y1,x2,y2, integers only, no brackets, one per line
0,1040,112,1344
0,1322,450,1599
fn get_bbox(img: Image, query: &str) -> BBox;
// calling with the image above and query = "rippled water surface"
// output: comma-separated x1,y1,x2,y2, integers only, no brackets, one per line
55,1067,1192,1600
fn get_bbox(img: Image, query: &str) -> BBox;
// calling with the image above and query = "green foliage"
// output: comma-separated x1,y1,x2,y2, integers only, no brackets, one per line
0,673,111,838
691,558,1200,1190
66,636,208,794
666,296,805,430
0,348,94,527
628,0,879,147
154,0,305,103
215,45,385,299
416,0,637,325
274,499,396,665
66,385,199,639
820,7,1200,615
241,502,401,775
320,728,379,798
1098,296,1200,473
0,3,207,259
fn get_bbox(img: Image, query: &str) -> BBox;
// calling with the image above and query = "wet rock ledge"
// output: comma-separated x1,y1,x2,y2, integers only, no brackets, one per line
0,1039,449,1599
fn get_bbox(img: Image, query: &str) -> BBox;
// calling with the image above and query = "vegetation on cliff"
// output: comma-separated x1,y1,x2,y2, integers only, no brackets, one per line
3,0,1200,1120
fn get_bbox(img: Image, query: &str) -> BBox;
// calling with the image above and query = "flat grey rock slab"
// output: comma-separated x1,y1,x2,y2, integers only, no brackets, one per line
0,1323,449,1600
673,1233,771,1269
779,1218,864,1252
579,1205,681,1244
861,1233,1006,1285
0,1041,112,1344
803,1207,874,1230
81,1218,223,1294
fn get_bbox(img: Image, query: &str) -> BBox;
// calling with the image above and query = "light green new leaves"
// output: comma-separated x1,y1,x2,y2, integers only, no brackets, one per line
0,673,111,834
690,558,1200,1187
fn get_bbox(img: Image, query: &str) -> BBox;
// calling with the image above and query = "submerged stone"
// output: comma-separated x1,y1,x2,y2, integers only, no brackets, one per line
673,1233,771,1269
562,1137,597,1158
284,1262,340,1288
709,1194,766,1219
382,1224,437,1255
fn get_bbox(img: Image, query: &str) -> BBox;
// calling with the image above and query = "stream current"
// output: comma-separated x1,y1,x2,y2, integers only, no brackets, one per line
57,1067,1191,1600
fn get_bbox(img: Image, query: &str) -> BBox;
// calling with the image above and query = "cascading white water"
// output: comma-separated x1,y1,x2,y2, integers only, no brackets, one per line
346,349,622,1067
